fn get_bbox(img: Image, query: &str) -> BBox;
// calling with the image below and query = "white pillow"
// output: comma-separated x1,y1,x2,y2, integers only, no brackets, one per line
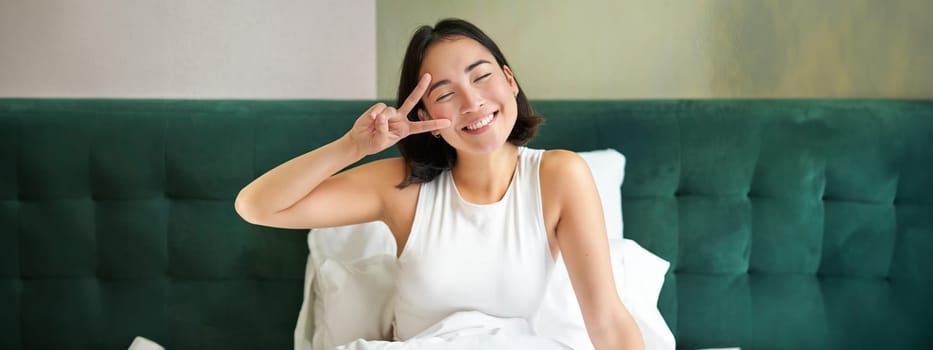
294,221,397,350
578,149,626,239
532,239,674,350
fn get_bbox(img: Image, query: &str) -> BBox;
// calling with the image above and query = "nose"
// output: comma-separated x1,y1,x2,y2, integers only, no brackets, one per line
459,86,484,114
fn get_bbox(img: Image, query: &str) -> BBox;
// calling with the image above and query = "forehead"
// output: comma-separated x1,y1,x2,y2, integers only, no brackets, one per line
419,36,495,76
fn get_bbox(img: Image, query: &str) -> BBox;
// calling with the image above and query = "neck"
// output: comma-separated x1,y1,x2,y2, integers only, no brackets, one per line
451,144,521,204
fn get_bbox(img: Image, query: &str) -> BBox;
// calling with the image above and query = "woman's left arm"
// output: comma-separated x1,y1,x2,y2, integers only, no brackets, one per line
541,150,644,350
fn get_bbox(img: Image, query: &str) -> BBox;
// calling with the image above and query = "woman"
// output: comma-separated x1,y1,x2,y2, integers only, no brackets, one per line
235,18,643,350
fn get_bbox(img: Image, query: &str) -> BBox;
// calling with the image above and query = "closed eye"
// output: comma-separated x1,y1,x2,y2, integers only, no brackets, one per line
435,73,492,102
474,73,492,83
436,92,453,102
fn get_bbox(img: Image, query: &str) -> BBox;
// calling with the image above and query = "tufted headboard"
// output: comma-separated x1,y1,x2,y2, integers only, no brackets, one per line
532,100,933,348
1,99,931,349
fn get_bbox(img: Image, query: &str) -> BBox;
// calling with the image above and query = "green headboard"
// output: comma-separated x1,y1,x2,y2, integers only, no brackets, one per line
1,99,931,349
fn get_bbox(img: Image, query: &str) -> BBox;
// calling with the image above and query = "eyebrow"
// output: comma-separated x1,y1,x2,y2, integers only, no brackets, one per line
425,59,492,97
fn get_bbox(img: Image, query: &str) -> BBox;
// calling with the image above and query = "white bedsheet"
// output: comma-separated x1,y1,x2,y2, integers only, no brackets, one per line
334,311,571,350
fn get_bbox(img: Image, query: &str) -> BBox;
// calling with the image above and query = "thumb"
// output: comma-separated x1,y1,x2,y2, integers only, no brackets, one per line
408,119,452,134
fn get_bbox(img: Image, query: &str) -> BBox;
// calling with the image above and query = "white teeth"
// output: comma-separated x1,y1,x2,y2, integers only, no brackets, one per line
465,113,495,130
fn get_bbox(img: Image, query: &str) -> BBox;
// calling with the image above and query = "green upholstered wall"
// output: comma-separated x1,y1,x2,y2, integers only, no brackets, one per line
2,99,932,349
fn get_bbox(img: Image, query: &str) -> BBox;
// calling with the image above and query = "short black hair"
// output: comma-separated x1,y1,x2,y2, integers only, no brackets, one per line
396,18,543,188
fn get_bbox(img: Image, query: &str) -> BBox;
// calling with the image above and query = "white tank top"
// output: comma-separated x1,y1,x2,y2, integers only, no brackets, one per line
393,147,555,340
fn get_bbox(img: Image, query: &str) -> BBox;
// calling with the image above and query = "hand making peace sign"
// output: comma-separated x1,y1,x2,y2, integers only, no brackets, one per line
347,73,452,156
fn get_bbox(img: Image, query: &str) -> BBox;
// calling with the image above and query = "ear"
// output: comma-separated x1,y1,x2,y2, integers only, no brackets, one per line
417,108,428,122
502,65,519,96
418,108,442,137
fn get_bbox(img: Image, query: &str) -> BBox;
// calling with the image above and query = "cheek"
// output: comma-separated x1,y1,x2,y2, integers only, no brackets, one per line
488,84,516,104
425,105,457,121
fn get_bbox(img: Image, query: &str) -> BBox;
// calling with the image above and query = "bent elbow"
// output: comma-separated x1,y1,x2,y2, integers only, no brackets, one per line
234,191,263,225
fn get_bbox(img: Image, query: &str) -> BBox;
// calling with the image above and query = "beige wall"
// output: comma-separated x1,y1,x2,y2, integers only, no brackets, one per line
377,0,933,99
3,1,928,99
0,0,376,99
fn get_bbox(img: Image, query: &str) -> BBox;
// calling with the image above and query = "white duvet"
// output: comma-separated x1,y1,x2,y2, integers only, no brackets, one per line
335,311,570,350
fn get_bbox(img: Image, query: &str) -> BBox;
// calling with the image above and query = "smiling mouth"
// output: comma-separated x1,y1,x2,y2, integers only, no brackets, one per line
463,111,498,131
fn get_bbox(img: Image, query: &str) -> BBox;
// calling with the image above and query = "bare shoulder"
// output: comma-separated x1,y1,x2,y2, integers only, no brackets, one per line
539,149,597,209
349,157,420,243
343,155,419,203
330,156,415,209
540,149,593,186
538,149,600,246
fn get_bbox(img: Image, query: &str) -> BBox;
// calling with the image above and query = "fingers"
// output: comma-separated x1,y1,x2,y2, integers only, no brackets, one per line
398,73,431,116
370,105,396,135
408,118,452,134
377,109,391,135
369,103,388,119
363,103,385,133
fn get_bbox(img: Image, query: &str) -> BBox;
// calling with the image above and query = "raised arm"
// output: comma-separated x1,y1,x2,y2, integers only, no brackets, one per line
234,74,450,229
542,150,644,350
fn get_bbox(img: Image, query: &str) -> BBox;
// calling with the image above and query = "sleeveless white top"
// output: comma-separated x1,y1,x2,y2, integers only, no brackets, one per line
393,147,555,340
